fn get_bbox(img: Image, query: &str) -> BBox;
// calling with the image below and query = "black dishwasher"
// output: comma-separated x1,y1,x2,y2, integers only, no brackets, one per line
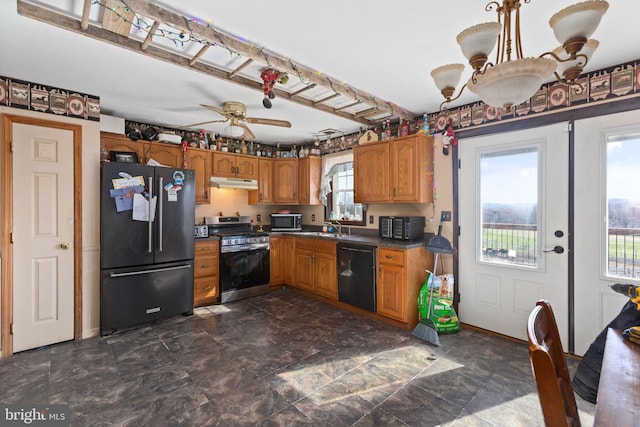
337,243,376,312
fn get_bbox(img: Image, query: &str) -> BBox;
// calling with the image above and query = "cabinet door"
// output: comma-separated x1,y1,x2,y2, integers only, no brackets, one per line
194,277,218,305
354,142,390,202
144,142,182,167
377,262,407,322
187,148,212,204
391,137,421,202
298,157,322,205
212,152,237,178
269,236,284,285
314,252,337,299
235,156,258,180
257,158,274,203
283,237,296,284
294,249,315,291
274,159,299,204
101,133,143,160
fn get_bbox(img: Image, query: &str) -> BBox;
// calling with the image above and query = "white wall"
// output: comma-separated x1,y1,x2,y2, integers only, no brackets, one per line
0,107,102,345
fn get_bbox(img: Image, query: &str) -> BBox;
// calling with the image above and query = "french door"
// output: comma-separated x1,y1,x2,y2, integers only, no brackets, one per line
458,123,570,345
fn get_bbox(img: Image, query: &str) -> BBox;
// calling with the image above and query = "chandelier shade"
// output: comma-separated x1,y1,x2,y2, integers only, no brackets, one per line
431,64,465,92
549,1,609,47
456,22,501,63
553,39,599,77
467,58,557,110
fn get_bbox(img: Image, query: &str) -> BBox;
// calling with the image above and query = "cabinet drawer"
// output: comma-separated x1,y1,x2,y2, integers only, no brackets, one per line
194,255,218,278
194,277,218,301
295,238,336,254
195,241,219,255
378,248,405,266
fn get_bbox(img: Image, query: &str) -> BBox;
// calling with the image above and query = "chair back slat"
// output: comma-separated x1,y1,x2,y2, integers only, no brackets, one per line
527,300,581,427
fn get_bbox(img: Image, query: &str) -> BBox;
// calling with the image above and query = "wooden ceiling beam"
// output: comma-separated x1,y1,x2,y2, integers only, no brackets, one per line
334,100,362,112
141,21,159,51
288,84,316,98
80,0,91,31
313,93,341,106
189,44,210,65
102,0,416,121
228,59,253,79
16,1,373,126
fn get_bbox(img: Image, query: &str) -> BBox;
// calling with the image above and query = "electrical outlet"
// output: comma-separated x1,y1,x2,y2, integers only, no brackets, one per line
369,215,374,224
256,214,261,222
441,211,452,222
311,214,316,222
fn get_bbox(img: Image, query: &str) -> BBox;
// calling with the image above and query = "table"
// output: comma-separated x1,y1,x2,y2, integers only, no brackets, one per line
593,328,640,426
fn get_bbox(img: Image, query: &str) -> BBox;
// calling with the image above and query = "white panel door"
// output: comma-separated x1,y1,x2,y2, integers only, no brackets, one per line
12,123,75,352
574,110,640,355
459,123,569,344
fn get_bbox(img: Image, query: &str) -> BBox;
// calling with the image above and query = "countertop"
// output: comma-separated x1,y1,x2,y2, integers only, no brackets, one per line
195,230,434,250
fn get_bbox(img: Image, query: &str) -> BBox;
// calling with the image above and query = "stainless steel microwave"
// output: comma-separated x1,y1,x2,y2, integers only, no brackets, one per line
379,216,425,241
270,213,302,231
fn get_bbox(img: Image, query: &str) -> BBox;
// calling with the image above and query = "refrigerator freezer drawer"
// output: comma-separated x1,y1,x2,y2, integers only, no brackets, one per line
100,261,194,335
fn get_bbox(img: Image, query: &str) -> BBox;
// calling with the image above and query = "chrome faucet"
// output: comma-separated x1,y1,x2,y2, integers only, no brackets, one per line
324,220,342,235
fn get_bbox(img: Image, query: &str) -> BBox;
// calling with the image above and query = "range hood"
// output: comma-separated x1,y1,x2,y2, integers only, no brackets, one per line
210,176,258,190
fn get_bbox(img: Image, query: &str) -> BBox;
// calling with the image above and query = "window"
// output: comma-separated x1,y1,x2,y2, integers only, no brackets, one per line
320,151,366,226
479,146,539,267
605,129,640,279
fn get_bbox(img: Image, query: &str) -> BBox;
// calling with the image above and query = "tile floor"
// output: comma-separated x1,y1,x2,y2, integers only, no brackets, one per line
0,289,595,426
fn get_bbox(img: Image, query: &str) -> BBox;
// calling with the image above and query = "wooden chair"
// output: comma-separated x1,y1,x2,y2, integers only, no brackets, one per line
527,300,581,427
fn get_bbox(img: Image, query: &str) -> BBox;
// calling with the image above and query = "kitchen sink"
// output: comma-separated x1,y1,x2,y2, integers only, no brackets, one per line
295,231,340,238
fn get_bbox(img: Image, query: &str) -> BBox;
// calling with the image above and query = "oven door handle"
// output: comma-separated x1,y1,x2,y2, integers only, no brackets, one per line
221,243,270,253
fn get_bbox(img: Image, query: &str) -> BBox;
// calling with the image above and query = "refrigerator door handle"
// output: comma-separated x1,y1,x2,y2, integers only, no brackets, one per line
158,176,163,253
109,264,192,278
148,176,153,253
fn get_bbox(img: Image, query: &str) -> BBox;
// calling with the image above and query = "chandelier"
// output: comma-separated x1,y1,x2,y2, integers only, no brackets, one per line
431,0,609,112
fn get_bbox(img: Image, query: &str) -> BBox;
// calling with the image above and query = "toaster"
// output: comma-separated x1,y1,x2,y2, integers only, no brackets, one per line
194,225,209,238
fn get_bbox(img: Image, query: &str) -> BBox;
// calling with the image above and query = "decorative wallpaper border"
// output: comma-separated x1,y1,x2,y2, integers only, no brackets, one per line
0,75,100,121
426,58,640,132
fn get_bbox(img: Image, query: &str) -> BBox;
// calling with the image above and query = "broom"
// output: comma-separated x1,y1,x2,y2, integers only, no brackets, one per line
412,215,454,346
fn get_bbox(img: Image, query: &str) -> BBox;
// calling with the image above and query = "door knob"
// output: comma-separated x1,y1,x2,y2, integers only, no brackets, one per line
59,242,70,249
544,245,564,254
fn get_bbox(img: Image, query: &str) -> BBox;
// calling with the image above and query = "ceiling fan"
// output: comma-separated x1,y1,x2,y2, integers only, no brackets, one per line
183,101,291,140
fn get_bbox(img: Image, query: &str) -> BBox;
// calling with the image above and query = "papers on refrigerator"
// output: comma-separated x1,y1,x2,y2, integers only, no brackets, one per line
132,193,157,221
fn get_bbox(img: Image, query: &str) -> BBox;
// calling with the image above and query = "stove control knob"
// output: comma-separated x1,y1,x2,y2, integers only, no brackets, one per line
234,239,239,245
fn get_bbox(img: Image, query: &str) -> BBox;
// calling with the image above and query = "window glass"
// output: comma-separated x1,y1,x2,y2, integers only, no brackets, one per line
605,130,640,278
479,147,539,266
330,166,364,223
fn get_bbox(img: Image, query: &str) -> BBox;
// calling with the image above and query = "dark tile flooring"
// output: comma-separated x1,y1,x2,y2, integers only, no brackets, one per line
0,289,595,426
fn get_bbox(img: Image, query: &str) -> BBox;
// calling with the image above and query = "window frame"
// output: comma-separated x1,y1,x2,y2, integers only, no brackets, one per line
324,167,366,226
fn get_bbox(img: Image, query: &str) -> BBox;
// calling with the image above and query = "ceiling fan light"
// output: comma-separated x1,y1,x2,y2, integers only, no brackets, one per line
431,64,465,92
467,58,557,110
552,39,599,75
549,1,609,45
456,22,501,61
222,124,244,138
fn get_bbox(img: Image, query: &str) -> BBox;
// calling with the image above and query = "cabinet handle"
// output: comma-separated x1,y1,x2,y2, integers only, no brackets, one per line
201,286,212,292
202,264,210,268
385,255,395,259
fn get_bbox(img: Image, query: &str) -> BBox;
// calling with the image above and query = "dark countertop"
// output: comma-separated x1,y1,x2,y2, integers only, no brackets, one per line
270,231,433,250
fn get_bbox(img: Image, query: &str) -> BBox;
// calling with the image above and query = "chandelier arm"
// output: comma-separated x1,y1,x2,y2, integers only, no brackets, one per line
439,83,469,111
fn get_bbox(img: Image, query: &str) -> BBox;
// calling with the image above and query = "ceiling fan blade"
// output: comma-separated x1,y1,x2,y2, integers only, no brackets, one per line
239,123,256,141
245,117,292,128
200,104,228,117
181,118,228,128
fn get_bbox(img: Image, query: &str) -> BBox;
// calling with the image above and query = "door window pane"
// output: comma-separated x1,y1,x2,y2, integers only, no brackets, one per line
606,130,640,279
480,147,539,266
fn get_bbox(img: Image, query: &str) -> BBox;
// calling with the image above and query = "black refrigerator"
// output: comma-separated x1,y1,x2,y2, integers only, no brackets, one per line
100,162,195,336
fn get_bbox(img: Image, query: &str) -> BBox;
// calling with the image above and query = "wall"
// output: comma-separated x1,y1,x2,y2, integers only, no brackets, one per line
0,106,102,347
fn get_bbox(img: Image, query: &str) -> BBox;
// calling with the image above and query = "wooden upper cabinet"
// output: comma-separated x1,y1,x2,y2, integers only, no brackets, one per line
354,141,390,203
298,156,322,205
248,157,274,205
273,158,298,204
143,142,182,168
354,134,433,204
100,133,143,160
186,148,212,204
212,152,258,180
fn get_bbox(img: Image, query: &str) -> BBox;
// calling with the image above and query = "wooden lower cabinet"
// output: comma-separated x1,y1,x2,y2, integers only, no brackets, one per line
194,240,219,307
377,246,431,326
283,236,296,285
292,238,337,299
269,235,284,286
